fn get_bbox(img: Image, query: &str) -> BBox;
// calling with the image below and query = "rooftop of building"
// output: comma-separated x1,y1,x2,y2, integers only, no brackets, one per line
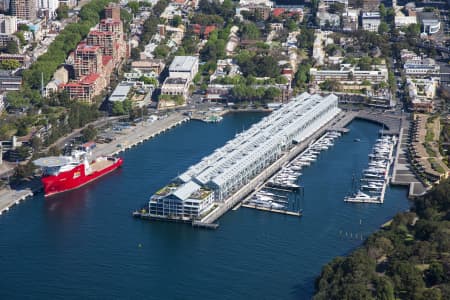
362,12,381,18
81,73,100,85
76,43,101,52
177,93,339,186
169,56,198,72
100,18,122,25
163,77,188,85
109,82,134,102
88,30,114,36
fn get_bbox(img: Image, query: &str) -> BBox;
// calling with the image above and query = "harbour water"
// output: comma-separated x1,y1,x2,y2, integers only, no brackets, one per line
0,113,410,299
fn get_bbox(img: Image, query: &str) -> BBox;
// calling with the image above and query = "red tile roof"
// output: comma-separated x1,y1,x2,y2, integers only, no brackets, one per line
204,25,216,36
76,43,100,52
102,55,112,66
272,8,285,17
81,73,100,85
89,30,113,36
62,82,82,88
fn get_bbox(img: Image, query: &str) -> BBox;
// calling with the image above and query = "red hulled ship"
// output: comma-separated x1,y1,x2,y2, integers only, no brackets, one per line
34,148,123,197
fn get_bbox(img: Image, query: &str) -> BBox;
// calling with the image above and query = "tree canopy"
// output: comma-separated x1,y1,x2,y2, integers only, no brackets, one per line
314,179,450,300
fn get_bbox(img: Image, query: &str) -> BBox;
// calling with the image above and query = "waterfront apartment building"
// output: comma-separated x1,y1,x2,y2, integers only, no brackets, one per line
61,5,126,103
87,31,115,57
310,64,388,85
74,44,103,79
148,93,340,219
149,181,215,218
10,0,36,20
0,15,17,34
61,74,104,102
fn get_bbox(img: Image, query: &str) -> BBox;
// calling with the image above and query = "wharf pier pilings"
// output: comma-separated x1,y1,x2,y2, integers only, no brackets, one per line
199,111,351,225
92,113,190,158
0,188,33,216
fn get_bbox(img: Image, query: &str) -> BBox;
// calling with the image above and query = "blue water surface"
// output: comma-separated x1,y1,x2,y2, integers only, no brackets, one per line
0,114,410,299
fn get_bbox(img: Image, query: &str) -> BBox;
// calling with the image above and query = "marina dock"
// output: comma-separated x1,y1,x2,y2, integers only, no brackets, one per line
344,135,396,204
241,204,302,216
0,188,33,216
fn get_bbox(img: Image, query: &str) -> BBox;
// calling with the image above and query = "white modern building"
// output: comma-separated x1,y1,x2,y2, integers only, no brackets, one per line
0,14,17,34
168,56,199,82
419,12,440,34
149,93,340,219
404,57,440,76
310,64,388,85
37,0,59,18
362,12,381,32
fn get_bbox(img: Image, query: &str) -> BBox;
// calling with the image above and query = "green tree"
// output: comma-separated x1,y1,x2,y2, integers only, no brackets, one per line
241,23,260,40
56,4,69,20
139,76,158,86
15,145,31,161
426,262,445,286
14,31,26,45
375,277,395,300
5,40,19,54
111,101,125,115
30,136,42,152
0,59,20,70
81,125,97,142
286,19,297,32
405,23,421,39
264,87,281,101
130,47,140,60
127,0,139,14
153,44,170,58
379,22,389,34
379,3,387,20
172,15,182,27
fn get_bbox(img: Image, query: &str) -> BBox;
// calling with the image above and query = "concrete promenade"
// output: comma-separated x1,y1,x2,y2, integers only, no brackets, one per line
0,188,33,215
390,120,428,197
92,113,189,158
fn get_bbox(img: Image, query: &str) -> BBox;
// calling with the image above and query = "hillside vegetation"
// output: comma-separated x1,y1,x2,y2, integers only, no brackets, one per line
314,179,450,300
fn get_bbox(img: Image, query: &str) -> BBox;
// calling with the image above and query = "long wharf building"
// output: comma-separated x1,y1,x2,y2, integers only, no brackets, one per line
148,93,340,219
